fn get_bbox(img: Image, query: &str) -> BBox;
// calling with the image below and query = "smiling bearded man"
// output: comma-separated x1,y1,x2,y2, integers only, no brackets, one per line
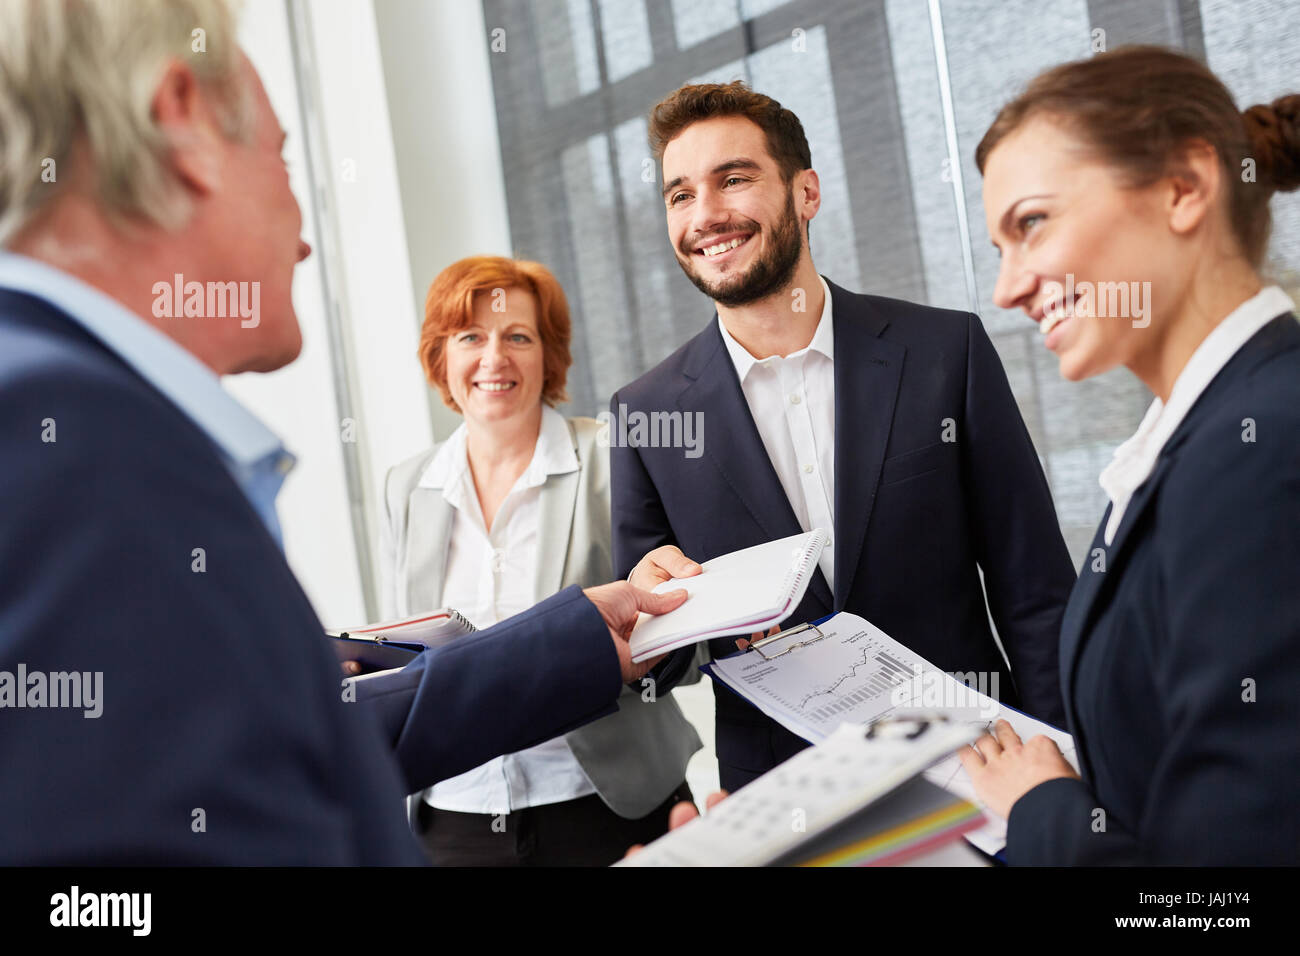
613,81,1078,792
676,186,802,309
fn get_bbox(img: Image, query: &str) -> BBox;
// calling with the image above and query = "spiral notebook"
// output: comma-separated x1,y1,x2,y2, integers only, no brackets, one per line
628,529,827,662
326,608,477,674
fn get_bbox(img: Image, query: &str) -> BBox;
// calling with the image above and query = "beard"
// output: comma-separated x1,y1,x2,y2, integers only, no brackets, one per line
675,190,803,308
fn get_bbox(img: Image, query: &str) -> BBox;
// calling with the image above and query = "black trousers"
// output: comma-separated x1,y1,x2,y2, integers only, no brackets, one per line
413,782,694,867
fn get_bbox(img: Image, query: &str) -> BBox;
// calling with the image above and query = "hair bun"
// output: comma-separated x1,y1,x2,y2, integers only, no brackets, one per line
1244,94,1300,193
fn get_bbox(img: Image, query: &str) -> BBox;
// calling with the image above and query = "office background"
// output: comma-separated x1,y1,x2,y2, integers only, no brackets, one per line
235,0,1299,795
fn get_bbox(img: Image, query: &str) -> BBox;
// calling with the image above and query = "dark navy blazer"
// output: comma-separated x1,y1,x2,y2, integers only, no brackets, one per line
611,278,1075,789
0,291,621,864
1007,313,1300,865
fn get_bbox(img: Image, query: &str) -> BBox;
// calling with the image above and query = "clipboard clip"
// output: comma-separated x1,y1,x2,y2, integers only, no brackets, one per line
747,621,827,661
864,710,954,740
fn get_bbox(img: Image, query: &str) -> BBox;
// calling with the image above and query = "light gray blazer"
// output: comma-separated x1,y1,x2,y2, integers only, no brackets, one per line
380,415,702,819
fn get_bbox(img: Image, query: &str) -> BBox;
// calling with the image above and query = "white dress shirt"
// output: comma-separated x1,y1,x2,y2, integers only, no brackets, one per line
418,405,597,813
717,275,837,591
1099,284,1296,545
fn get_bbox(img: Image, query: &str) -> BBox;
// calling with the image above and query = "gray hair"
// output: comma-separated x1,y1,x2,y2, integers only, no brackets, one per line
0,0,253,246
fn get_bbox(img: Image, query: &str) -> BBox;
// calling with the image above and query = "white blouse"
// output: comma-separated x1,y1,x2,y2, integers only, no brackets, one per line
1099,285,1296,545
406,405,596,814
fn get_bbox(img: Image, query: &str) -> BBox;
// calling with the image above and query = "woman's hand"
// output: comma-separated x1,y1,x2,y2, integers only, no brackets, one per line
625,790,728,857
958,719,1079,819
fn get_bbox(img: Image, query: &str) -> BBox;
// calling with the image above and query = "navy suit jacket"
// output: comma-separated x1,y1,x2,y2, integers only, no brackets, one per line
611,279,1074,787
0,290,621,864
1006,314,1300,865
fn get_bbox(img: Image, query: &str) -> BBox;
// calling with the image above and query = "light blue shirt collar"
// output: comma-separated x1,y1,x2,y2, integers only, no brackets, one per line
0,251,295,543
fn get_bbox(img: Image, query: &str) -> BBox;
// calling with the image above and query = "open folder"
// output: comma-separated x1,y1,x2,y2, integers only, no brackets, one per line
617,715,984,866
628,529,827,662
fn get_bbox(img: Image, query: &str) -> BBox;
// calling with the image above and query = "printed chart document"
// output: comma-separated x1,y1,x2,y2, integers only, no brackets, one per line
627,530,827,662
703,612,1077,855
617,718,984,867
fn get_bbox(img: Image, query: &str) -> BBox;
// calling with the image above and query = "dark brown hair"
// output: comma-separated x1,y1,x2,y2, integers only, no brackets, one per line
976,45,1300,267
419,256,571,412
648,81,812,183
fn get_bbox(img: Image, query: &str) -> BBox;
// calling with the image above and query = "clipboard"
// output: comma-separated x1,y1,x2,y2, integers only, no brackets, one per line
696,619,834,714
327,634,423,674
746,620,828,660
325,606,477,674
697,610,1078,859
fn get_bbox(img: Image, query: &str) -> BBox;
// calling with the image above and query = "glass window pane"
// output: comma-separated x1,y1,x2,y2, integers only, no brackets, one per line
1200,0,1300,294
599,0,653,83
748,25,862,292
884,0,969,311
671,0,741,51
536,0,601,107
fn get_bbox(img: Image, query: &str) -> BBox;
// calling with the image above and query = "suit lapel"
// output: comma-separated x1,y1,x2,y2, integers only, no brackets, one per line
1058,453,1176,748
534,424,580,599
1061,311,1299,669
676,323,803,542
830,283,904,610
1056,511,1110,752
676,322,833,609
404,488,454,614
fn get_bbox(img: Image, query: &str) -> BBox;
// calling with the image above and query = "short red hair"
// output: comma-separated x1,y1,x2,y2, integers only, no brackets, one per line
418,256,572,413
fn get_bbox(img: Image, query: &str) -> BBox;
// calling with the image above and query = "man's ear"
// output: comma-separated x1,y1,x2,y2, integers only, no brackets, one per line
151,58,222,196
797,168,822,224
1166,139,1220,237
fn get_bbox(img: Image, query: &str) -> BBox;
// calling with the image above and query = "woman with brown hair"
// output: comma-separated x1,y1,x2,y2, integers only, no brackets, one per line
960,45,1299,864
379,256,700,865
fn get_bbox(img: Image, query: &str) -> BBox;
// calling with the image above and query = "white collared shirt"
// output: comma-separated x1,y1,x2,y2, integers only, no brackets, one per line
717,275,837,591
1099,285,1296,545
417,405,596,813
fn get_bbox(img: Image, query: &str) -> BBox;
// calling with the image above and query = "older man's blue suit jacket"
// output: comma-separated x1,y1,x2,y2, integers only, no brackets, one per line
611,278,1075,790
0,290,621,864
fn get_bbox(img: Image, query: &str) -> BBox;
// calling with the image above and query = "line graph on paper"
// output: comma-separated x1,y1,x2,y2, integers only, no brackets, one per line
716,619,929,740
796,645,920,713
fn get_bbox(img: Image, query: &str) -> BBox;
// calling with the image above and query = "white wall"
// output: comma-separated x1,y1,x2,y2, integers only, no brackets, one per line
229,0,442,626
371,0,516,442
299,0,442,614
229,0,371,626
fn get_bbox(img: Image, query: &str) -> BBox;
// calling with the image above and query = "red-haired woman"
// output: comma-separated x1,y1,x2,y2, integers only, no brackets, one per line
961,46,1299,864
379,256,700,865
